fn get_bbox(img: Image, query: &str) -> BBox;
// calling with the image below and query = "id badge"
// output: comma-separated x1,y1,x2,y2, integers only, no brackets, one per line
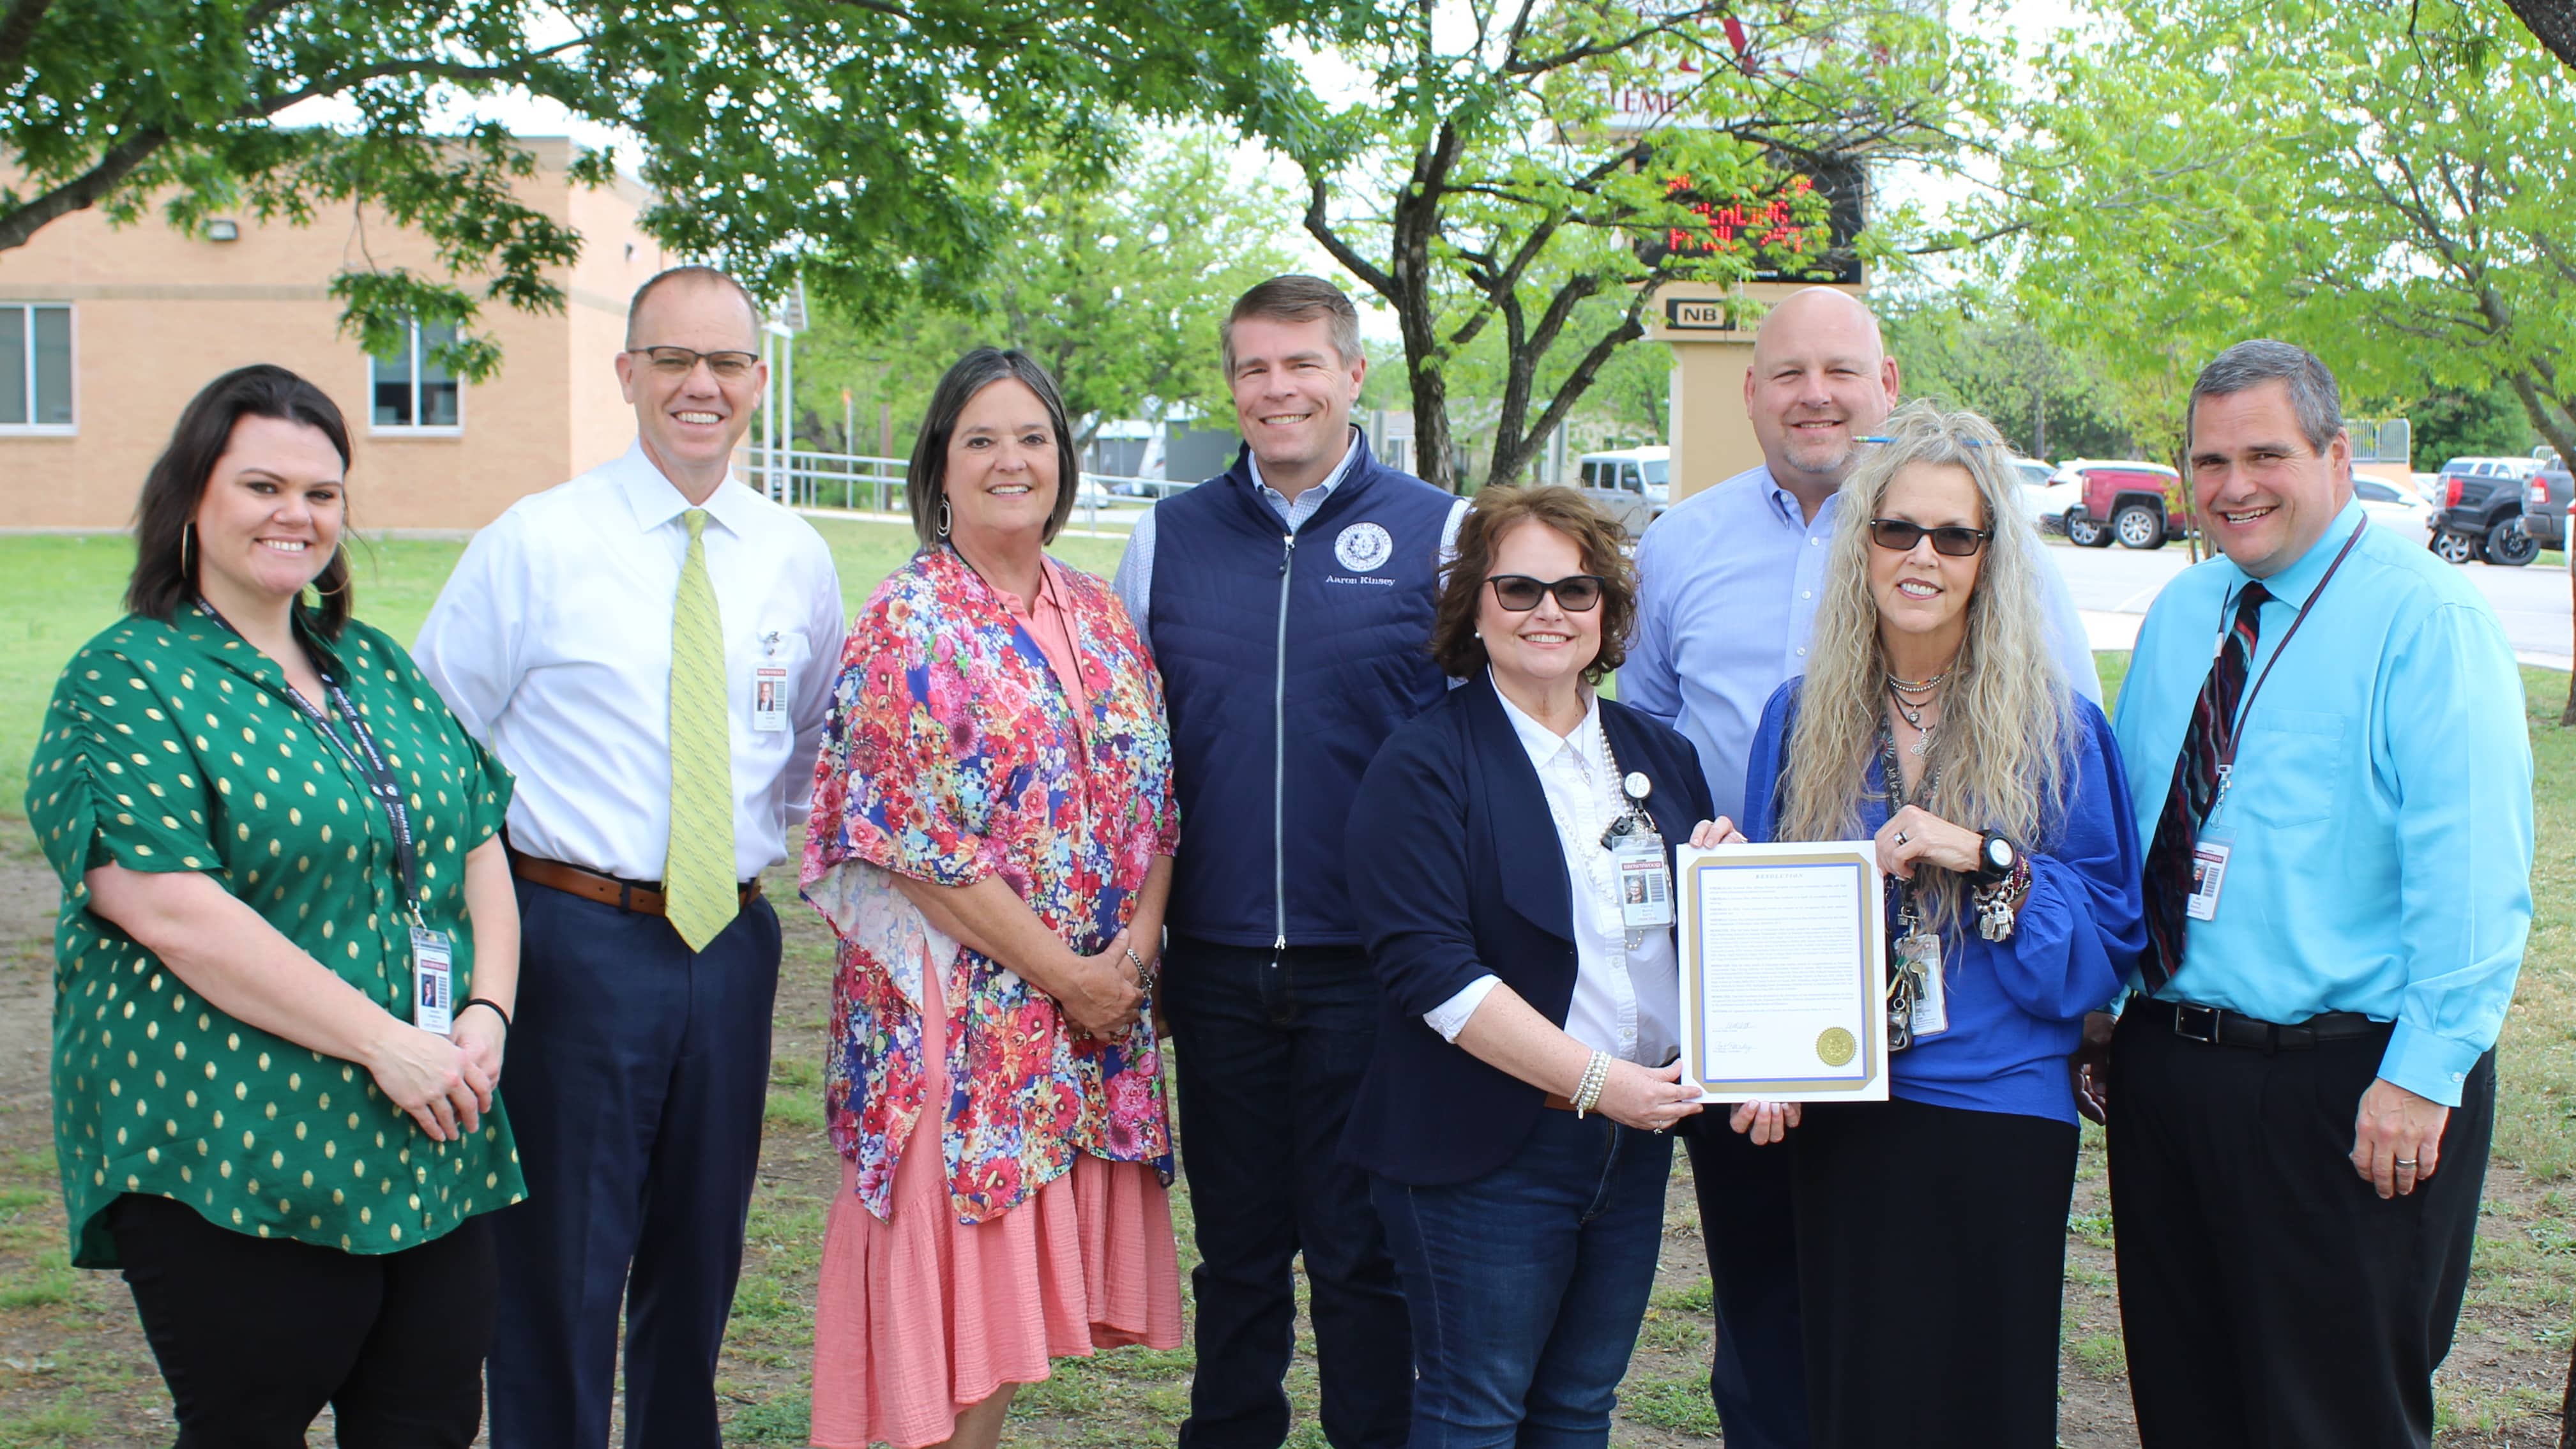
2186,828,2234,922
409,926,454,1035
1896,930,1948,1039
751,665,791,733
1612,832,1674,930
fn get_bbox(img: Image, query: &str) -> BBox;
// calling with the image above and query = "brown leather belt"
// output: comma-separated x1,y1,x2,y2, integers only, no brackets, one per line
509,851,760,918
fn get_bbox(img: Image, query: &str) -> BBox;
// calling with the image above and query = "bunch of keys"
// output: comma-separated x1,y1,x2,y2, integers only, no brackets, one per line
1884,898,1949,1052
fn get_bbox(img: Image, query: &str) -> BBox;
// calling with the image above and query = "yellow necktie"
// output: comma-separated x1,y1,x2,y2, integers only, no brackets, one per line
666,508,737,952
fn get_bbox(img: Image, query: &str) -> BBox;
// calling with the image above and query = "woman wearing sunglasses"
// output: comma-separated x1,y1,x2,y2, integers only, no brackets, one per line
1736,401,2144,1448
1342,486,1740,1444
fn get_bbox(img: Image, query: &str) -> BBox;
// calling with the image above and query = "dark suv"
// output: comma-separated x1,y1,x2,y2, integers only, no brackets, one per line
2524,459,2571,552
2432,456,2543,566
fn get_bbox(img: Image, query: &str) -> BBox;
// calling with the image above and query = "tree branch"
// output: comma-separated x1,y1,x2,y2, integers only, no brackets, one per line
0,126,166,253
1503,1,1731,76
1303,176,1397,301
0,0,52,75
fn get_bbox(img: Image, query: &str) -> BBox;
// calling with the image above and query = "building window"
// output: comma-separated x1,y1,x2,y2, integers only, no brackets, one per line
369,319,462,430
0,303,75,430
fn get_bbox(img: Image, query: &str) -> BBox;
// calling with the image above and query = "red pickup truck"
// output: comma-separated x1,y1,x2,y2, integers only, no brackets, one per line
2059,460,2190,550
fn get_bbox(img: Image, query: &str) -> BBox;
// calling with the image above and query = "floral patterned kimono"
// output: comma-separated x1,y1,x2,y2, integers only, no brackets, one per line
802,543,1179,1221
803,544,1185,1446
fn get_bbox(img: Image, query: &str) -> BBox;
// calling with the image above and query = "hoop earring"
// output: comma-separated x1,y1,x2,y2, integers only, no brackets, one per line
936,496,951,538
179,523,193,579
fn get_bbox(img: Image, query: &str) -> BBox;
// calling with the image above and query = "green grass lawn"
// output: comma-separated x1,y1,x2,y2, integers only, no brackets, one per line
0,522,1128,812
0,526,2567,1443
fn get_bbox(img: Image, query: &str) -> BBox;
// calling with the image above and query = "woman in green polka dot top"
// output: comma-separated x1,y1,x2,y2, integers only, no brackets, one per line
24,365,528,1446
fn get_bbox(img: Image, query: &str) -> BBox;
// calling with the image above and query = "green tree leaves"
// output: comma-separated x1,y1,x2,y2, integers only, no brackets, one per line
0,0,1319,382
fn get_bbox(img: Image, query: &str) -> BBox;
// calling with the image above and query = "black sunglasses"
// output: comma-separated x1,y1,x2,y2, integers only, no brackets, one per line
1487,574,1605,612
1867,519,1991,558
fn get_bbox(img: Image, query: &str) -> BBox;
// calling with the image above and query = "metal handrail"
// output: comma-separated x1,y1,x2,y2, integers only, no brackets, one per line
751,446,1195,528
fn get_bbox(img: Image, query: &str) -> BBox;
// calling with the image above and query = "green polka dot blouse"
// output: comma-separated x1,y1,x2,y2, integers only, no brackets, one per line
25,609,528,1268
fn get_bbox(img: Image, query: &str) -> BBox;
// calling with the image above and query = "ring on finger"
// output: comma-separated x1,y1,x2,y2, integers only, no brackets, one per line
1895,831,1909,845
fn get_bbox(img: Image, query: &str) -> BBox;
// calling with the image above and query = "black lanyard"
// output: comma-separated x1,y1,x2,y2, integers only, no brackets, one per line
1875,723,1942,930
195,600,424,921
2210,518,2366,812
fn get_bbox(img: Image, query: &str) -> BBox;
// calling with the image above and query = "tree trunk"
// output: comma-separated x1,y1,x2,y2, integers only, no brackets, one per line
2561,1339,2573,1449
1407,361,1458,493
2501,0,2576,73
2562,561,2574,727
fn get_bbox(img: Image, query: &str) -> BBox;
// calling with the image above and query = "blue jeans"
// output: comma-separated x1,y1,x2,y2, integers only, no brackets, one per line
1164,938,1413,1449
1372,1109,1674,1449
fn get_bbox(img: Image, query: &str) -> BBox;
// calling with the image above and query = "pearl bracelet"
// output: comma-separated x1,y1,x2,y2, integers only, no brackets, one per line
1572,1051,1612,1118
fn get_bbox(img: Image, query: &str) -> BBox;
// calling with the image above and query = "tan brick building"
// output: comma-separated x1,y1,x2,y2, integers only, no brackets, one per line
0,138,678,533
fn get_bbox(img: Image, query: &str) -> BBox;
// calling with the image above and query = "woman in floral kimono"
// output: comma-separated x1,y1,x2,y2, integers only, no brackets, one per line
801,348,1181,1449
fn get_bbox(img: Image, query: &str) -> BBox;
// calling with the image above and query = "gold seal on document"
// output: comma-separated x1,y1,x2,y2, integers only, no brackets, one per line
1816,1028,1857,1067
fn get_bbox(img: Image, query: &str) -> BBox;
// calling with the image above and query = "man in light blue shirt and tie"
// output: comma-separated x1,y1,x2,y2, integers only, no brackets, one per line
1623,286,2102,1448
2102,340,2532,1448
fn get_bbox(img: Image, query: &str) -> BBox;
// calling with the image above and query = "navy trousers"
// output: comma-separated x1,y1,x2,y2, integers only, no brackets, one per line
486,879,781,1449
1163,937,1413,1449
1681,1118,1810,1449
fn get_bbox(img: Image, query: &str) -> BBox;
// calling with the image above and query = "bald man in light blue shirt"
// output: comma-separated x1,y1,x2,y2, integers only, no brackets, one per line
1621,287,2100,1449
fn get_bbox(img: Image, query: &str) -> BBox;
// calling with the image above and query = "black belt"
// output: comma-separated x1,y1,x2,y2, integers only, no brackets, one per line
2135,997,2384,1052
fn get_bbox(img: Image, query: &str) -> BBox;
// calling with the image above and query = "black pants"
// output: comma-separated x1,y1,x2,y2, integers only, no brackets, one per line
487,881,782,1449
1791,1097,2077,1449
1680,1121,1810,1449
109,1192,496,1448
1162,936,1412,1449
2107,1010,2495,1449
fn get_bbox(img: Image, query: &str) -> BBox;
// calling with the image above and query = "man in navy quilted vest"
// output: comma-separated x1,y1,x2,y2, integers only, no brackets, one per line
1114,275,1467,1449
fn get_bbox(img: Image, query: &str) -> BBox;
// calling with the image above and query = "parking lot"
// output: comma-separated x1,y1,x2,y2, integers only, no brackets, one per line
2042,529,2574,669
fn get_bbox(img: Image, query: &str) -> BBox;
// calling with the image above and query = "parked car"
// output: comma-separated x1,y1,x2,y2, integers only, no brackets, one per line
2057,460,2190,549
2352,475,2436,541
2524,460,2572,553
1579,447,1671,510
2430,455,2545,566
2019,460,2084,535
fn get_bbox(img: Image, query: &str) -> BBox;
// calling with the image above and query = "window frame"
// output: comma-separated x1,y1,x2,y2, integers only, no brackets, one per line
0,301,79,436
365,318,466,436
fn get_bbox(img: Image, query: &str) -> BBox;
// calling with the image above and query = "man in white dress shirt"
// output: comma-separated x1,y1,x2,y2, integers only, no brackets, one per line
414,266,844,1449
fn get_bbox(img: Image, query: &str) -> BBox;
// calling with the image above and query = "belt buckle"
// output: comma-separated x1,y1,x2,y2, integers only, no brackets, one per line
2173,1003,2223,1044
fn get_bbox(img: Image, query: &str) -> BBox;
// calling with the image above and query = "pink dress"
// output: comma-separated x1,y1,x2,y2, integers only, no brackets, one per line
808,558,1183,1449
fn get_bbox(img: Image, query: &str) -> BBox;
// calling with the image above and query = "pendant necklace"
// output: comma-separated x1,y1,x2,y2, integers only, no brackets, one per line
1886,678,1943,757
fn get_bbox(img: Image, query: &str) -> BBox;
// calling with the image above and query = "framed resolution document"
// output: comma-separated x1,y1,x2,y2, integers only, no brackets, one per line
1676,842,1888,1104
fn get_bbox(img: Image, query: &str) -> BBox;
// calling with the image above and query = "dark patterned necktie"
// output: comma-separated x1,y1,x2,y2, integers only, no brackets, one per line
2139,581,2269,994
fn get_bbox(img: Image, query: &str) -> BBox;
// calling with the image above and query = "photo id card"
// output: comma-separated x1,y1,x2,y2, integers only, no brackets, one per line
410,926,454,1035
752,665,790,733
2186,831,2233,922
1614,833,1674,931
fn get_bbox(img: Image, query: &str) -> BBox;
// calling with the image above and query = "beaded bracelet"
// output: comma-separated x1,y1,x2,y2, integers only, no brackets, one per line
1572,1051,1612,1118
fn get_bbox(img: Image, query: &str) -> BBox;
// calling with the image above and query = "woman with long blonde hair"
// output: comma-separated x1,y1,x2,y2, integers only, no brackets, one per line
1734,400,2144,1448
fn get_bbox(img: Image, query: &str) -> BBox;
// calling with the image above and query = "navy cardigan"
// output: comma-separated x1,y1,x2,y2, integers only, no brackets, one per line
1340,672,1715,1187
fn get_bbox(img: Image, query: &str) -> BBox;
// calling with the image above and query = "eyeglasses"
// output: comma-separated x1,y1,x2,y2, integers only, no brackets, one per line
626,345,760,381
1867,519,1990,557
1487,574,1605,611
